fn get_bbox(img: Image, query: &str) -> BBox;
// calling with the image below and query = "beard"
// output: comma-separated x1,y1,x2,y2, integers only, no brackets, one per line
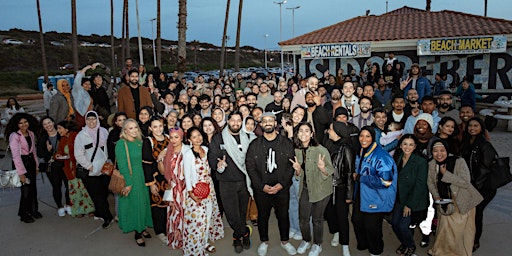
440,103,450,109
306,101,316,107
263,125,275,133
361,107,371,113
229,125,241,134
331,95,341,101
408,100,417,105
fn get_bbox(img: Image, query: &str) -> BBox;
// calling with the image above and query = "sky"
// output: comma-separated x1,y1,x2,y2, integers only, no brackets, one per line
0,0,510,50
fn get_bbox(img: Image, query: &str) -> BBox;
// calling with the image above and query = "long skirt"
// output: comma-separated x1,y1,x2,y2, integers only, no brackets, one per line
68,178,95,216
430,206,476,256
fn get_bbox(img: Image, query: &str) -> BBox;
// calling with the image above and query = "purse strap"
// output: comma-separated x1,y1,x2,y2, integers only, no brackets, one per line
90,129,101,163
124,140,132,176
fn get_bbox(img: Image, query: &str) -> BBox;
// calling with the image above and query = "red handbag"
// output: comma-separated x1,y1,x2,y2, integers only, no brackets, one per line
192,182,210,200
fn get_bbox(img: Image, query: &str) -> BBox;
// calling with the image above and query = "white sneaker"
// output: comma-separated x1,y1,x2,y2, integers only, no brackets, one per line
156,233,168,245
257,242,268,256
308,244,322,256
331,232,340,247
281,242,297,255
57,207,66,217
289,229,296,238
64,205,72,215
297,241,311,254
293,233,303,241
342,245,351,256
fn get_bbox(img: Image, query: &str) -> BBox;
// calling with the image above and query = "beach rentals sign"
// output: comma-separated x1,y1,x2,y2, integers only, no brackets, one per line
301,42,371,59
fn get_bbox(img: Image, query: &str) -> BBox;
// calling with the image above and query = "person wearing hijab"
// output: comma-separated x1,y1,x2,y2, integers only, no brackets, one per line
352,126,397,256
212,107,226,130
74,111,113,229
50,79,75,123
73,63,100,127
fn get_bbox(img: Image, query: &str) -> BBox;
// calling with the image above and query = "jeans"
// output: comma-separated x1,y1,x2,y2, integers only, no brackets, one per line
254,189,290,242
299,187,330,245
45,162,70,208
219,181,250,239
475,188,497,244
391,203,415,248
289,178,301,234
324,186,350,245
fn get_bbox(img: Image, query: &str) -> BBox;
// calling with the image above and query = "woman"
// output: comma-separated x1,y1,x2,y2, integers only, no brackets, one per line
6,113,41,223
352,126,397,256
435,116,459,155
160,127,188,250
461,117,499,252
3,97,25,122
74,111,113,228
137,106,153,138
242,116,256,135
142,116,170,245
164,110,179,134
427,139,483,255
200,117,221,146
238,104,251,120
90,73,111,127
291,122,334,255
55,120,95,217
107,112,127,162
115,119,153,246
281,106,307,139
138,64,147,85
366,63,381,85
391,134,429,256
180,114,194,136
211,107,226,129
37,116,70,216
72,63,99,127
187,95,200,115
282,97,292,115
50,79,75,124
182,127,224,255
324,121,356,256
290,83,299,96
192,113,203,128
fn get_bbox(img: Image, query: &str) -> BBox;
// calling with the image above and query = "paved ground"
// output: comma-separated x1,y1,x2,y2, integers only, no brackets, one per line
1,97,511,255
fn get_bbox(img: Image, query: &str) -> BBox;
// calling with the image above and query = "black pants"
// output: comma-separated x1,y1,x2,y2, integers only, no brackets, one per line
82,175,113,222
151,206,167,235
254,189,290,242
352,198,386,255
475,187,497,244
219,180,250,239
299,187,330,245
212,175,224,216
18,155,38,217
45,162,70,208
324,186,351,245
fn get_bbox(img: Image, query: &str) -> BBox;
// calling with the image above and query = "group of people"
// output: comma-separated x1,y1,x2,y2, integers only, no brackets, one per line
5,56,500,256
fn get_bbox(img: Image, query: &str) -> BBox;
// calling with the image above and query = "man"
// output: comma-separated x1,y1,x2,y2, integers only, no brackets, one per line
363,83,382,109
340,82,360,119
374,78,392,110
383,51,398,73
404,88,420,115
350,96,374,130
117,69,154,119
291,76,319,110
198,94,212,118
120,57,134,77
233,73,247,90
246,112,297,256
220,96,232,116
305,91,330,144
247,72,259,84
209,112,255,253
44,83,57,116
257,83,274,108
457,103,490,142
324,88,343,118
265,91,284,123
194,75,208,92
246,92,258,111
169,70,181,85
278,80,289,95
437,90,461,124
386,95,410,128
403,95,440,134
400,63,431,103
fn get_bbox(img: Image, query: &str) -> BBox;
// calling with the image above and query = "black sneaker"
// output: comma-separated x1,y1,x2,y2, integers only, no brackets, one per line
233,238,243,253
242,234,251,250
102,219,113,229
31,211,43,219
20,214,35,223
420,234,430,248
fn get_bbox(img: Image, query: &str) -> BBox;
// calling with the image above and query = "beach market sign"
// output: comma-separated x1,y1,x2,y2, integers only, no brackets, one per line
301,42,371,59
418,35,507,55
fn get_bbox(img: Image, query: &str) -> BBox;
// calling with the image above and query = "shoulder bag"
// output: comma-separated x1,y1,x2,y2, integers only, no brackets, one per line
485,155,512,190
109,140,131,194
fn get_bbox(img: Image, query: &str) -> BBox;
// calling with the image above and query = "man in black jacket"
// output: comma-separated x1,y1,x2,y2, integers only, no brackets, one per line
305,91,331,145
246,112,297,256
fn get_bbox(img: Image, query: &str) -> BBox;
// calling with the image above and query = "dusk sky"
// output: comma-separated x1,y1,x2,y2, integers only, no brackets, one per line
1,0,510,50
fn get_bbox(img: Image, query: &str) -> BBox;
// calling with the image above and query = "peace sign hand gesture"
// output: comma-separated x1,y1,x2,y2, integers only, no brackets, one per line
317,154,326,170
217,155,227,173
289,156,301,176
400,76,412,90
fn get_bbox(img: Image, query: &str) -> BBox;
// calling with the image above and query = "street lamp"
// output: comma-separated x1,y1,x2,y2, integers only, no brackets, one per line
274,0,286,77
264,34,269,70
286,6,300,75
150,18,157,67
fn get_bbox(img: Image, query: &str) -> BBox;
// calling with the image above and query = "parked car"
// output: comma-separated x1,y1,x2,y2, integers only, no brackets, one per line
98,43,111,48
51,41,64,46
59,63,74,70
80,42,96,47
2,39,23,45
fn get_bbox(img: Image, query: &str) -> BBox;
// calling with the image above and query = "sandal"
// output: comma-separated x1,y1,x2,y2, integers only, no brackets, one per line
135,232,146,247
205,244,216,253
142,230,152,238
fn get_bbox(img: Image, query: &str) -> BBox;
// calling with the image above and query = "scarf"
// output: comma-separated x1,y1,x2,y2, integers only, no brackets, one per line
83,111,107,147
222,127,256,197
57,79,74,117
436,156,456,212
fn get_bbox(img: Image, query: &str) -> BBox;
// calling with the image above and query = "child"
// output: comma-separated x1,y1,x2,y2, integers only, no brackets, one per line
380,121,403,156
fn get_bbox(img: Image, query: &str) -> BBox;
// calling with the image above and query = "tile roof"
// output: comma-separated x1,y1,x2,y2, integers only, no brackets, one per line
279,6,512,46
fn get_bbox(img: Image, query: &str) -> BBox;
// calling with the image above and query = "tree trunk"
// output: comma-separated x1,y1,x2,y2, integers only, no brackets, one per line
234,0,243,72
71,0,79,73
110,0,115,76
426,0,431,11
157,0,162,68
36,0,48,84
121,0,126,67
125,0,130,58
135,0,143,65
219,0,231,76
177,0,187,74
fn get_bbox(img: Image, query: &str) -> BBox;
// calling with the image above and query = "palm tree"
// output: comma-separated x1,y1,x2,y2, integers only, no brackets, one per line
157,0,162,68
121,0,126,65
234,0,243,72
71,0,78,72
110,0,115,75
125,0,130,58
36,0,48,84
177,0,187,74
426,0,431,11
219,0,231,76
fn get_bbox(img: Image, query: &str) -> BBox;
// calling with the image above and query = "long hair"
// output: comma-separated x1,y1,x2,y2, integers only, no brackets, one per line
393,134,420,163
120,118,142,141
200,117,221,137
57,120,80,133
436,116,459,139
293,122,319,149
461,117,487,149
6,97,22,110
5,113,39,139
38,116,57,137
186,126,205,159
112,112,128,129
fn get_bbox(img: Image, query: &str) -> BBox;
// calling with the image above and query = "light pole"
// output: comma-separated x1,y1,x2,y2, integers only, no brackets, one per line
274,0,286,77
286,6,300,75
264,34,269,69
135,0,143,65
150,18,157,67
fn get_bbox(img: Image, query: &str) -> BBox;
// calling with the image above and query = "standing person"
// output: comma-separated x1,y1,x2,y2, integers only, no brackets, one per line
208,112,256,253
116,118,153,246
427,139,483,255
117,69,154,119
74,111,114,228
460,117,499,252
160,127,187,250
142,116,170,245
290,122,334,256
50,79,75,123
107,112,127,162
352,126,397,256
391,134,429,256
182,127,224,255
6,113,41,223
37,117,70,216
400,63,431,103
72,63,99,127
90,72,112,127
435,117,460,156
44,83,58,116
246,112,297,256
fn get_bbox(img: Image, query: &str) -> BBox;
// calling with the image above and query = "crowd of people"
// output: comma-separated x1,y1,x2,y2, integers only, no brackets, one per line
4,54,500,256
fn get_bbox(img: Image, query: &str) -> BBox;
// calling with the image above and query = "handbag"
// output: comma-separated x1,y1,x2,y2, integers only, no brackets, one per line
101,161,115,176
192,182,210,200
0,147,21,188
108,141,131,194
76,129,101,179
486,156,512,190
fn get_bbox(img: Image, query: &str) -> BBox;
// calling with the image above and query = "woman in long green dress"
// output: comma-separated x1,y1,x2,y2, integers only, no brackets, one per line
115,118,153,247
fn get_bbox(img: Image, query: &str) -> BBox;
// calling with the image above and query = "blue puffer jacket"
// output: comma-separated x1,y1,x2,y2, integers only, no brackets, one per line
354,142,397,213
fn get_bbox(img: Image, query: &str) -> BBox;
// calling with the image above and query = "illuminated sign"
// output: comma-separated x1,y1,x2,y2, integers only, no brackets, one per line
301,42,371,59
418,35,507,55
